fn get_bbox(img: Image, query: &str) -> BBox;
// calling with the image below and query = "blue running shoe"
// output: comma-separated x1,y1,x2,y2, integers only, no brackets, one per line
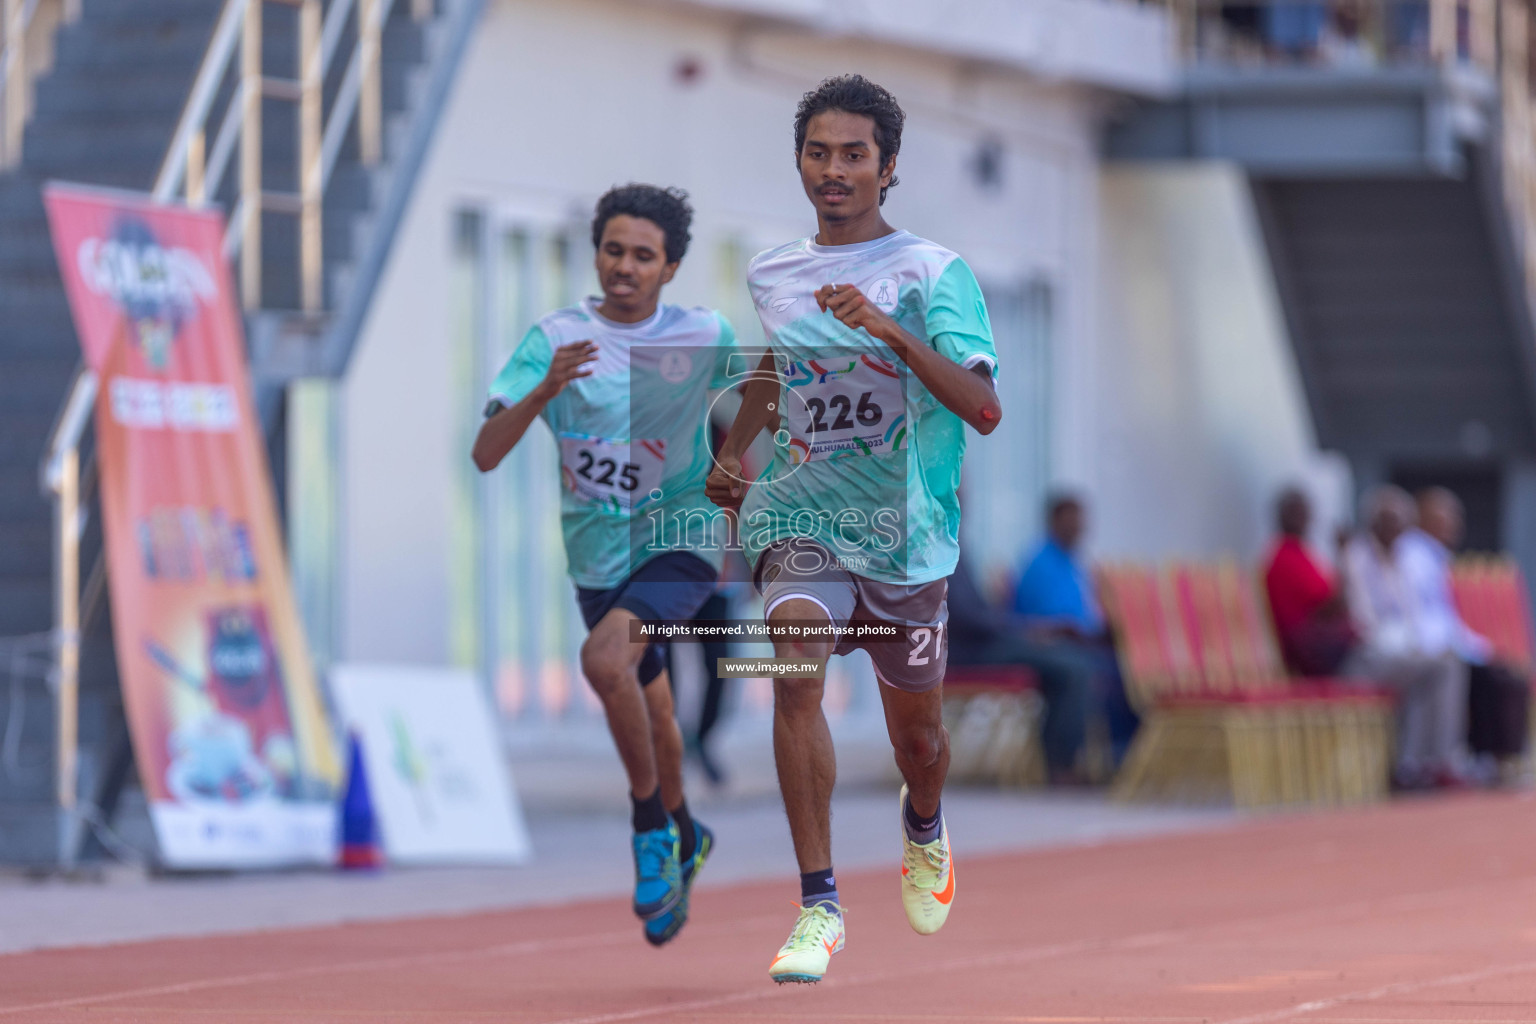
643,820,714,948
682,821,714,889
644,891,689,946
632,821,682,920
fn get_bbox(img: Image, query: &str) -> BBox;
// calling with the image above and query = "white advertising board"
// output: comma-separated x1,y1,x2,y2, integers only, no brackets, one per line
330,664,532,864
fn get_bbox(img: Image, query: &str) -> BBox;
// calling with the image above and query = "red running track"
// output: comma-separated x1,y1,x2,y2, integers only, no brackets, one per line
2,793,1535,1023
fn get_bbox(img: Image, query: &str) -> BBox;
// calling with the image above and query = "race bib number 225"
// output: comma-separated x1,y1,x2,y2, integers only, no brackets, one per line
558,435,665,511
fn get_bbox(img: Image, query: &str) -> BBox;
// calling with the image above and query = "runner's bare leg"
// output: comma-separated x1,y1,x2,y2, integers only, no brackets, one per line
877,682,949,818
769,598,837,872
580,608,659,798
644,668,686,810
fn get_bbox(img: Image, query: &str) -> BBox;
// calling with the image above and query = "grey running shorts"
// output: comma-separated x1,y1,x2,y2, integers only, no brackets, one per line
753,538,949,693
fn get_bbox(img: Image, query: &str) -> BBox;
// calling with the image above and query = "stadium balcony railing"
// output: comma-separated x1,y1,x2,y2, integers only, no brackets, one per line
1155,0,1536,346
1156,0,1494,70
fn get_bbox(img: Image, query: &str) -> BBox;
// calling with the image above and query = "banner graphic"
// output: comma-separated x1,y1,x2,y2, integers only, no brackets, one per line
45,185,340,868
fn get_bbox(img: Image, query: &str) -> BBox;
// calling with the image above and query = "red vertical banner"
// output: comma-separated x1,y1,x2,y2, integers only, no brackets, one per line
45,185,340,868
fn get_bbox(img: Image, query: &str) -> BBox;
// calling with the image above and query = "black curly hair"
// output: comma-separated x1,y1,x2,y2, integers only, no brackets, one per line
793,74,905,205
590,184,693,264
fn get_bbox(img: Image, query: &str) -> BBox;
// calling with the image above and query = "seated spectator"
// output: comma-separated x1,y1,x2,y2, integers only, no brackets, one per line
1012,493,1139,766
1264,1,1327,60
1387,0,1431,59
1320,1,1375,68
1013,493,1103,640
948,554,1095,785
1340,486,1470,789
1218,2,1265,63
1398,488,1529,770
1263,486,1356,677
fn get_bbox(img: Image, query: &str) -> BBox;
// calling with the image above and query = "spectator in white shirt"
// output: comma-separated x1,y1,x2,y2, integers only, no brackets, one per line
1340,486,1470,789
1399,488,1528,772
1397,489,1492,665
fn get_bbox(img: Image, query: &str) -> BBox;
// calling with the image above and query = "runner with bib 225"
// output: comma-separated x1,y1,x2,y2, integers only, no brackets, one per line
473,185,737,948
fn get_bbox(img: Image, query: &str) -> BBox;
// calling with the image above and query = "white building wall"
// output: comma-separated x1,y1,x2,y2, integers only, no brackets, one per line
338,0,1112,667
332,0,1334,677
1089,164,1350,563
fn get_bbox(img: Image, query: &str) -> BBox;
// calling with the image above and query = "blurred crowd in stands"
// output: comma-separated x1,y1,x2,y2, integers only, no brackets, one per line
1200,2,1437,67
941,482,1530,796
1265,484,1529,791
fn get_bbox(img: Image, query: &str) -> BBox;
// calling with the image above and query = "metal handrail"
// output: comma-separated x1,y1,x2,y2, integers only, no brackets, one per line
153,0,249,202
47,0,413,453
0,0,41,165
155,0,405,311
0,0,78,167
49,0,415,512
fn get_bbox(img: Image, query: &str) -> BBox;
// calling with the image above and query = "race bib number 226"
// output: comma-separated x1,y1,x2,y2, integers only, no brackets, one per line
783,355,907,464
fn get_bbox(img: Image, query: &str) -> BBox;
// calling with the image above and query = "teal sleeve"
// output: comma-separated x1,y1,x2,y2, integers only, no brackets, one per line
709,312,739,389
486,325,553,412
927,258,997,377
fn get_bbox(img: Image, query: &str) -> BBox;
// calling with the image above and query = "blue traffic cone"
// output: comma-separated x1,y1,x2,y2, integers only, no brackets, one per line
339,731,383,870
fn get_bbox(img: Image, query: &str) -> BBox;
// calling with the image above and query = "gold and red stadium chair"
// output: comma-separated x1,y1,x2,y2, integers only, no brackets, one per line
1453,557,1536,671
1216,562,1393,805
941,664,1043,787
1102,561,1392,809
1452,556,1536,753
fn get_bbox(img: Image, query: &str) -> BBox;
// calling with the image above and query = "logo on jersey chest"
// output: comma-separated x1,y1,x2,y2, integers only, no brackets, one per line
867,278,899,312
763,276,899,318
658,350,693,383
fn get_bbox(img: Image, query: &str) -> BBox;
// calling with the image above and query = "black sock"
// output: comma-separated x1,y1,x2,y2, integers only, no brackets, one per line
903,795,942,844
670,800,696,862
800,868,839,910
631,789,668,833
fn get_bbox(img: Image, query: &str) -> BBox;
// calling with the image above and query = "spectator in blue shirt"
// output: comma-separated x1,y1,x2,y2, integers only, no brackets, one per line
948,554,1094,784
1264,1,1327,60
1012,493,1138,763
1013,494,1103,639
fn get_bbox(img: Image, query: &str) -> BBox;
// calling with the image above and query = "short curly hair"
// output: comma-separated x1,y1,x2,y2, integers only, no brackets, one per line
591,184,693,264
793,74,905,205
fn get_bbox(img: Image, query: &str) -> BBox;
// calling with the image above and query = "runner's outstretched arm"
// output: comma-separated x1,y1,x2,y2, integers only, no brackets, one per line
706,350,779,510
472,340,597,471
816,283,1000,435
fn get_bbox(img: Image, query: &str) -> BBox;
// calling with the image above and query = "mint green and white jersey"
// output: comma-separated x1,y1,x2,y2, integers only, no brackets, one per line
742,230,996,585
487,297,738,589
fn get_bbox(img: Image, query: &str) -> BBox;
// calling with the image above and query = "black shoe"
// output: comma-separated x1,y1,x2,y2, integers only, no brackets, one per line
697,746,727,787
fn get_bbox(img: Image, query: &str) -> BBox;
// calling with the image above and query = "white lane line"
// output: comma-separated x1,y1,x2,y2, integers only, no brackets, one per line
1211,960,1536,1024
2,871,1533,1021
0,916,783,1017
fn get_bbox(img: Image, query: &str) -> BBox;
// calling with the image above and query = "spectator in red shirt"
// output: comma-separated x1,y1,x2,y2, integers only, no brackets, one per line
1263,487,1355,676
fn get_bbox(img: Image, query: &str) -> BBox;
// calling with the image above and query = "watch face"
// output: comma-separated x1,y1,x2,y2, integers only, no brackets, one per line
483,399,507,419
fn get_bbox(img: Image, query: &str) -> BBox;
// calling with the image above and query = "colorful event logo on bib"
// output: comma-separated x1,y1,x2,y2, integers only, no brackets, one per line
783,355,907,464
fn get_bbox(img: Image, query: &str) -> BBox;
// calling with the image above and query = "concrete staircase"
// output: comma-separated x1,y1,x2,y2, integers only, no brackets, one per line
0,0,470,866
1107,62,1536,568
1252,174,1536,478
